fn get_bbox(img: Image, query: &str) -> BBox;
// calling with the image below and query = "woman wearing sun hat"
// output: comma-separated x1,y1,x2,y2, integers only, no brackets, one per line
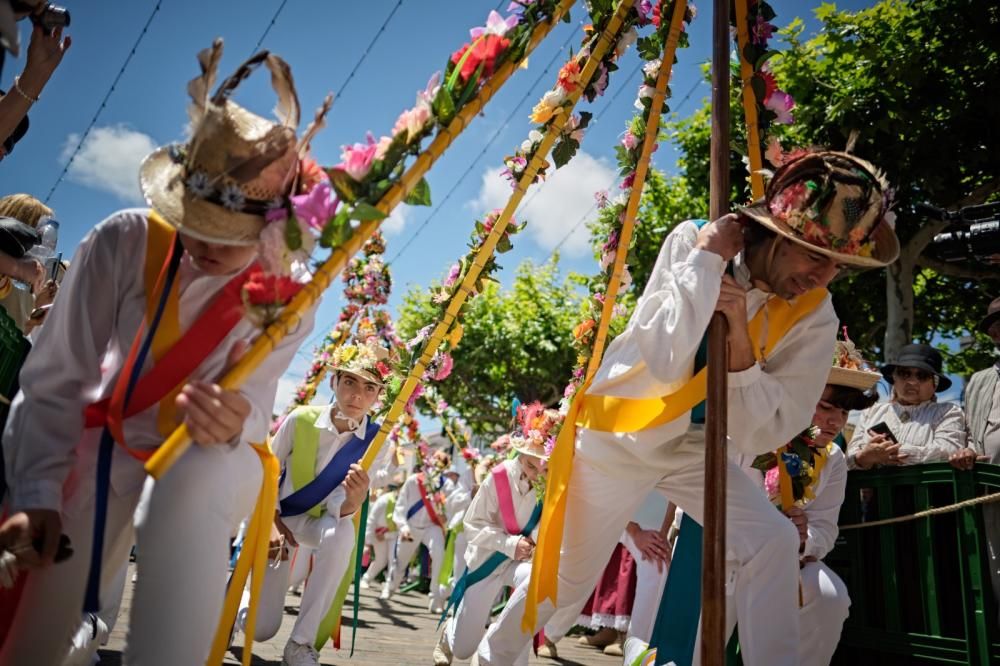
846,343,966,470
0,40,326,665
480,150,901,666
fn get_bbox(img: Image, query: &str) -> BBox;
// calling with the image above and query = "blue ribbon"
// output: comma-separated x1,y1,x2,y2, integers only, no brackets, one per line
84,234,183,613
437,501,542,628
406,497,424,520
279,420,381,517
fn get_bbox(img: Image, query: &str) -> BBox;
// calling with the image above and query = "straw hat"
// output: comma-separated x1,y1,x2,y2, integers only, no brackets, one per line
140,40,313,246
328,339,393,386
508,402,560,461
739,151,899,269
828,339,880,391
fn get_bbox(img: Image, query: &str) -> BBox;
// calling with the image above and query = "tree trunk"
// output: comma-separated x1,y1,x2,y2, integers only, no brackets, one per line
884,253,915,361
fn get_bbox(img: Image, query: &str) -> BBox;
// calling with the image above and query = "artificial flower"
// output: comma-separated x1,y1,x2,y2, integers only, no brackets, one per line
584,63,609,103
338,134,380,182
621,131,639,151
557,60,582,93
751,14,775,46
594,190,609,209
642,58,662,79
298,156,327,193
451,34,511,82
219,184,246,212
242,269,303,306
764,90,795,124
615,26,638,57
530,88,566,124
185,171,212,198
393,102,432,143
290,180,337,231
470,10,519,39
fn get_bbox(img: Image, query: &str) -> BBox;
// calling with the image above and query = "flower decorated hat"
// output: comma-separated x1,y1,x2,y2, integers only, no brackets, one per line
828,334,881,391
508,401,561,461
140,39,329,246
739,151,900,269
328,338,394,387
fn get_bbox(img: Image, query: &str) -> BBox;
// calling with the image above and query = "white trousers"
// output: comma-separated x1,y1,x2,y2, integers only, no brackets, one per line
452,530,468,584
798,560,850,666
237,545,316,642
476,429,800,666
445,561,533,664
258,512,356,646
362,534,394,584
622,529,669,643
384,525,447,605
0,438,262,666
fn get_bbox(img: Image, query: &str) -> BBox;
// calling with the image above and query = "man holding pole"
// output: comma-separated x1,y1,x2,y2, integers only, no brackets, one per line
476,151,899,665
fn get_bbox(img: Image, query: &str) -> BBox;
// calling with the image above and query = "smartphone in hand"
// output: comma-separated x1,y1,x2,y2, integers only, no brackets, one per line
868,421,898,444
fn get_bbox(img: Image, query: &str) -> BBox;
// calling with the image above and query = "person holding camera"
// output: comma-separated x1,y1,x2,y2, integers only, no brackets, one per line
0,193,58,335
846,343,966,470
0,1,71,157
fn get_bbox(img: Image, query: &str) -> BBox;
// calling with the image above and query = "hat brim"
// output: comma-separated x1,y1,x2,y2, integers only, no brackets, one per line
827,366,881,391
139,147,264,247
739,201,900,269
511,441,549,461
881,363,952,393
979,311,1000,335
330,366,385,387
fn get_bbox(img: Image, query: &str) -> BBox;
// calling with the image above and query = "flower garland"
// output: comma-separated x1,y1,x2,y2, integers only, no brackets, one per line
273,232,402,432
560,0,695,411
751,425,831,508
242,2,573,326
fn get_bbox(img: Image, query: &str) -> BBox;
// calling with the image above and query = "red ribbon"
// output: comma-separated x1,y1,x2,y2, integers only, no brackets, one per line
416,474,445,530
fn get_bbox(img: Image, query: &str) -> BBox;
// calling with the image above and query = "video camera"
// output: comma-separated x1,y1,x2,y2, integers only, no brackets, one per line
922,202,1000,263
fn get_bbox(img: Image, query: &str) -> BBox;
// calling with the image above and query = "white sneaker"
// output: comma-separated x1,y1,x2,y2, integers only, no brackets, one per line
282,639,320,666
379,586,391,600
432,630,453,666
359,576,371,589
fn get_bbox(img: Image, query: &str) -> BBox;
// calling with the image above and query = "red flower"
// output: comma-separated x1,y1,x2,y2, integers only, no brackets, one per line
242,269,303,306
557,61,582,93
298,156,327,194
651,1,663,28
450,34,511,82
756,69,777,102
376,361,392,379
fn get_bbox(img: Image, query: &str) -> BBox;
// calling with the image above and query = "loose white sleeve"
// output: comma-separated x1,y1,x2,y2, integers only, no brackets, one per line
727,297,839,457
3,213,131,512
605,221,725,386
393,477,416,530
803,450,847,560
369,440,397,490
463,472,518,560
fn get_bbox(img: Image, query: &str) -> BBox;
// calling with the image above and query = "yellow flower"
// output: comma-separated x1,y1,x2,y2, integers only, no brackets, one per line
530,99,557,124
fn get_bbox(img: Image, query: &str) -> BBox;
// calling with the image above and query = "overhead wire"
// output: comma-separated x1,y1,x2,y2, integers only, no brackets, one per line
43,0,163,203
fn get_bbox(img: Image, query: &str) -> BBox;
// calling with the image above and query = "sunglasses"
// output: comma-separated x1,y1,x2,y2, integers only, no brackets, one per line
893,367,934,383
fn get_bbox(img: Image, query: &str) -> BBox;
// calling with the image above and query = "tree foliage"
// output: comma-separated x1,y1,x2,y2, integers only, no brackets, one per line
666,0,1000,376
396,257,582,435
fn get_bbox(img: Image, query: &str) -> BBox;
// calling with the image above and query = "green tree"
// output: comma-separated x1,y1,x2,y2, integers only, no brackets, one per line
667,0,1000,376
396,257,582,435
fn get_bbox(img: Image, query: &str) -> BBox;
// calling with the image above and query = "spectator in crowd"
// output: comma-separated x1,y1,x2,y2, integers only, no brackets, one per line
0,194,57,334
846,343,966,470
0,2,71,151
959,297,1000,619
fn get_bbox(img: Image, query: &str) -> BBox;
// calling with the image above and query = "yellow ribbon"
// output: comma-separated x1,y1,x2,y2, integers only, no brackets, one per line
525,288,828,631
206,442,279,666
144,211,183,437
734,0,765,201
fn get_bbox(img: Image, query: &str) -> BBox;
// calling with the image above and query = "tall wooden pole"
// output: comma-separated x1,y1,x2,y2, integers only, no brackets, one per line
703,0,730,662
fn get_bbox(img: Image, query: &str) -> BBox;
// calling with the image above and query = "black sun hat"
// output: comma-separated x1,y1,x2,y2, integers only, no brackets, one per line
881,343,952,393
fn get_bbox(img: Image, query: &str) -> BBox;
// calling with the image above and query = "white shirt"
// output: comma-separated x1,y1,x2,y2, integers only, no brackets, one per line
271,404,394,517
366,490,397,537
393,472,442,533
3,209,316,512
445,479,473,531
578,221,839,476
463,458,539,569
846,399,966,468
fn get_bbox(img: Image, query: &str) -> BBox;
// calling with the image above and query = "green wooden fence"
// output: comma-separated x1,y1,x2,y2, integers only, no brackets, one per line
828,463,1000,665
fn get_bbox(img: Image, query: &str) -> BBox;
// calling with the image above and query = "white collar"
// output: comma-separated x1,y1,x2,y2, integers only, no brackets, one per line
316,403,368,437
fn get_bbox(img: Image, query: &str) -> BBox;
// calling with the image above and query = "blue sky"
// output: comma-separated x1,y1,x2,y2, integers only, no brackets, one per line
2,0,880,413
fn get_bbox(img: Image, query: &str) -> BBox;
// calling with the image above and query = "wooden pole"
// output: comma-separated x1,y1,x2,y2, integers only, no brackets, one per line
702,0,730,662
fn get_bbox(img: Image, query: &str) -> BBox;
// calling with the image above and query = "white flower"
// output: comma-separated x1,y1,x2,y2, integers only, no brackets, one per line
615,27,638,57
219,184,246,211
185,171,213,198
528,129,543,143
521,139,533,152
643,59,662,78
541,88,566,108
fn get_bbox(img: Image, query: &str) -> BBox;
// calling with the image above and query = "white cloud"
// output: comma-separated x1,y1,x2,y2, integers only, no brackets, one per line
382,203,412,236
60,124,158,204
470,151,617,257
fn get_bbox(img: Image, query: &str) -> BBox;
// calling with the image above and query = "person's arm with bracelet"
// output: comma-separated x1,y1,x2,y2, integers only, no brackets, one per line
0,25,70,146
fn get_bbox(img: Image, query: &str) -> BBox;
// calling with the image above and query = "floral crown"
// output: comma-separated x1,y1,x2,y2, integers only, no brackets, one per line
508,401,561,459
328,338,394,386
